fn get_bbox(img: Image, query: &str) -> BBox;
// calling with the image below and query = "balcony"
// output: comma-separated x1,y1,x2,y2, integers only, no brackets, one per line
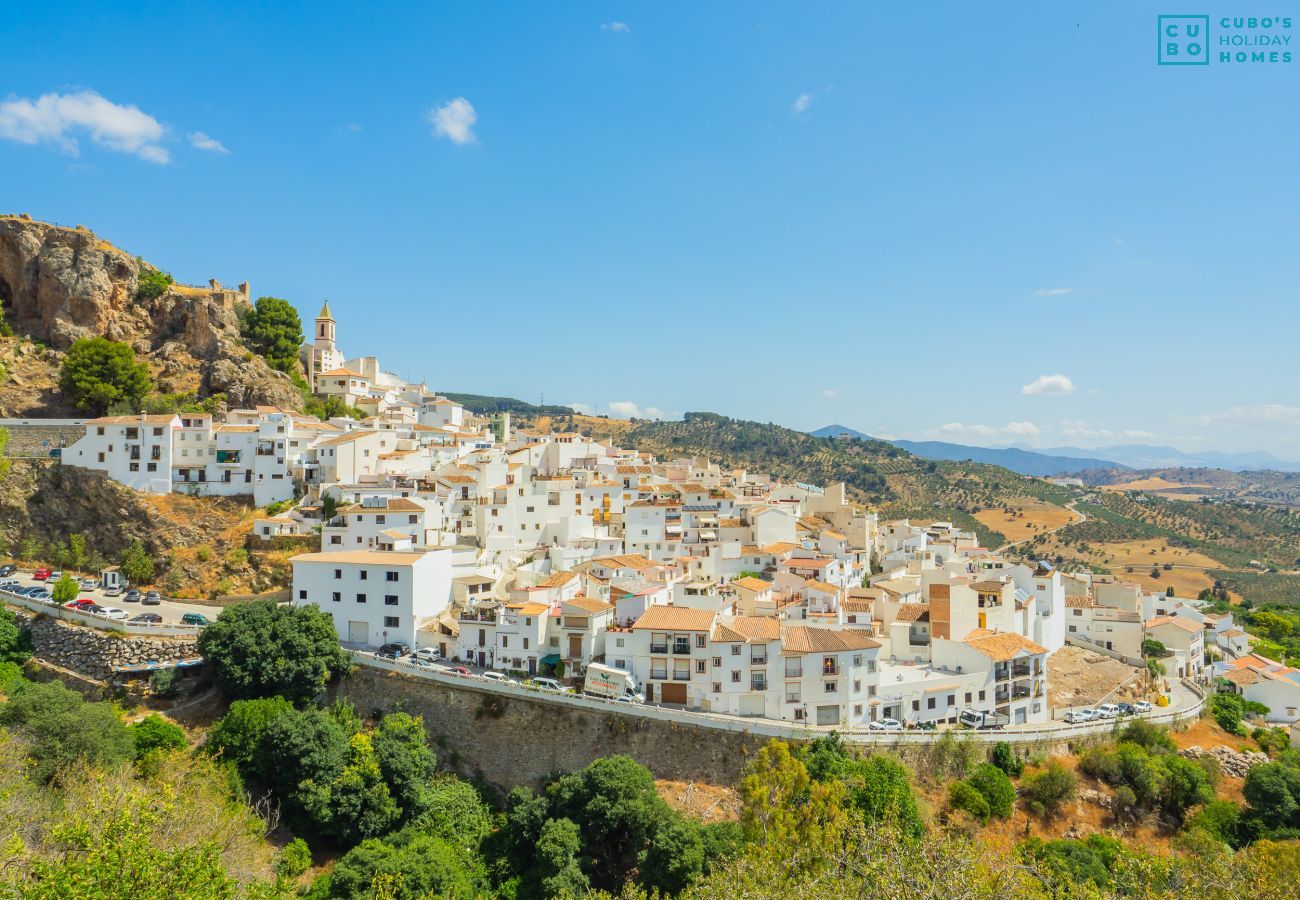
1012,661,1033,679
995,687,1010,705
215,450,241,465
650,643,669,654
650,669,668,681
751,653,768,666
1012,683,1031,700
672,671,691,681
994,664,1010,682
672,641,691,655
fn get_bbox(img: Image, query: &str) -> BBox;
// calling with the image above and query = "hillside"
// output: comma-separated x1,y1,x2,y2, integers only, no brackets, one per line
0,214,301,415
1079,466,1300,510
810,424,1127,476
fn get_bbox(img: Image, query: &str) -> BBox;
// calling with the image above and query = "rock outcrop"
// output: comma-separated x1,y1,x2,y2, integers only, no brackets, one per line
23,613,199,681
0,214,301,414
1180,745,1270,778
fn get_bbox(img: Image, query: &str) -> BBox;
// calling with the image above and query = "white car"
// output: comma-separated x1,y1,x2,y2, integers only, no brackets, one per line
79,577,98,591
613,695,643,705
99,607,128,620
1132,700,1153,714
411,647,442,662
480,671,519,685
868,718,902,731
1065,708,1099,723
407,657,437,669
529,677,569,693
1096,703,1121,719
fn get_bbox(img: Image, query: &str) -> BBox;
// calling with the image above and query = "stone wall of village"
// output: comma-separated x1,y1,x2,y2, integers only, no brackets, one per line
23,614,199,681
332,665,773,791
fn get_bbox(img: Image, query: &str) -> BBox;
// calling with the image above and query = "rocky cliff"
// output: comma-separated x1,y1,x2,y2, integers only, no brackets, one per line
0,214,301,414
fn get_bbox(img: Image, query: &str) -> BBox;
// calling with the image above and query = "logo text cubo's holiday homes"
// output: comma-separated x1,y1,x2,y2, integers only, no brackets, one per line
1159,15,1293,65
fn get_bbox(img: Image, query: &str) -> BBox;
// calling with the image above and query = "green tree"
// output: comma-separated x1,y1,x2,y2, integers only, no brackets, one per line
51,574,79,604
207,696,295,775
277,837,312,880
119,540,155,586
371,711,436,818
134,265,174,302
409,776,495,850
1021,761,1076,818
990,741,1024,777
0,607,32,664
58,337,151,414
534,818,588,899
0,680,133,782
196,600,348,704
127,714,187,761
966,763,1016,819
1249,610,1295,642
297,731,399,844
1243,762,1300,832
947,779,990,824
640,817,706,895
241,297,304,373
329,828,485,899
739,740,848,857
1142,639,1167,658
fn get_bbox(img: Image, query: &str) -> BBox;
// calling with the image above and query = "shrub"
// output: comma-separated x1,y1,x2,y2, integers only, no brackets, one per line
58,337,151,414
51,574,79,604
127,714,187,761
0,608,32,664
947,780,990,824
1142,639,1167,658
1253,727,1290,757
134,265,173,302
0,680,133,781
149,667,179,698
276,837,312,879
966,763,1016,819
1022,762,1076,817
991,741,1024,777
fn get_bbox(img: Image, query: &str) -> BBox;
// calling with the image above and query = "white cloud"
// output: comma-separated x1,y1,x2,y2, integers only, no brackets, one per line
601,21,630,33
822,389,838,399
429,97,476,145
1033,287,1074,297
188,131,228,154
1059,419,1154,442
791,93,813,115
936,421,1041,442
608,401,665,420
1021,374,1075,396
0,90,169,163
1183,404,1300,427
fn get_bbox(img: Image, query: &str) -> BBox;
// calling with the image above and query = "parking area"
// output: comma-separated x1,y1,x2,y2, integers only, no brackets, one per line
1,569,223,625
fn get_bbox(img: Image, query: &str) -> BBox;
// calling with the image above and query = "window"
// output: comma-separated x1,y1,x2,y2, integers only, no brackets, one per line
853,654,862,666
332,592,341,603
356,593,366,604
616,637,625,648
786,683,801,702
712,657,722,667
384,595,398,606
384,616,399,628
731,645,741,656
331,535,342,545
376,515,386,524
334,569,342,579
523,638,529,650
965,692,972,704
854,704,863,716
730,671,741,683
298,590,307,599
947,694,955,707
359,570,368,581
853,679,861,692
386,571,399,582
927,697,935,709
978,690,986,701
695,634,706,648
785,658,802,677
823,680,837,693
751,672,767,691
911,700,920,711
502,637,509,648
695,659,706,673
712,682,721,693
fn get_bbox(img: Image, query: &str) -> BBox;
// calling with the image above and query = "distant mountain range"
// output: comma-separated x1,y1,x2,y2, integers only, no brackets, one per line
809,425,1300,475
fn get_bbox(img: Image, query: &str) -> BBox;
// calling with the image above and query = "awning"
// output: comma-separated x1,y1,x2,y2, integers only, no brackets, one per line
540,654,561,665
699,531,718,541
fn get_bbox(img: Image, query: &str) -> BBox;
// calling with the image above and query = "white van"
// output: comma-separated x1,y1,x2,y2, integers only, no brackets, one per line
583,663,644,702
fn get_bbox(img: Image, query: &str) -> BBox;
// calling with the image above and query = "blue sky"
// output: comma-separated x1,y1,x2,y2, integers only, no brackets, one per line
3,3,1298,455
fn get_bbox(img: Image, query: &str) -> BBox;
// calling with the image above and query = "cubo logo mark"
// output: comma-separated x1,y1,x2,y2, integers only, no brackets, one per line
1159,15,1211,65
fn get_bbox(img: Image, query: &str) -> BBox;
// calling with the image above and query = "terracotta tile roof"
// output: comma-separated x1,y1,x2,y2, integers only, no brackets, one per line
780,626,880,654
564,596,614,614
712,615,781,643
971,579,1009,592
506,602,550,616
536,570,577,588
593,554,657,570
732,576,772,593
762,542,800,555
895,603,930,623
1146,616,1203,634
785,556,832,569
337,498,424,513
86,414,179,425
631,605,717,631
319,429,383,446
962,629,1047,661
803,579,839,594
1065,596,1096,609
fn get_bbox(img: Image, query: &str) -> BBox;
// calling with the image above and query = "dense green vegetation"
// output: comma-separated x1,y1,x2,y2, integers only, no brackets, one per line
240,296,305,373
133,263,174,301
58,336,152,414
196,601,349,704
440,392,573,417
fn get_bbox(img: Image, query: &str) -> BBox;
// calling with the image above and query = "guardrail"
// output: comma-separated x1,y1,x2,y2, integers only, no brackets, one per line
0,589,205,636
350,651,1208,746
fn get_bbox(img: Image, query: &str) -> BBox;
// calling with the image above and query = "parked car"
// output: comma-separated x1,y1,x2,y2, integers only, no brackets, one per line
103,586,124,598
130,613,163,624
84,605,106,615
1132,700,1153,714
124,589,141,603
480,671,518,684
65,598,95,610
48,572,63,583
27,589,51,601
1096,703,1121,719
78,577,98,591
868,718,903,731
448,666,471,676
529,677,569,693
99,607,128,620
1115,703,1135,717
1064,708,1099,723
0,580,20,591
613,695,642,704
32,568,52,581
143,591,162,606
376,642,411,659
0,564,17,577
180,613,211,626
411,647,442,662
407,658,437,669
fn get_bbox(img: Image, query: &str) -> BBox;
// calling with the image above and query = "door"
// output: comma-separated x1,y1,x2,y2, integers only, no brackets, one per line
816,705,840,726
568,635,583,658
739,694,765,716
661,683,688,705
645,684,654,703
347,621,368,644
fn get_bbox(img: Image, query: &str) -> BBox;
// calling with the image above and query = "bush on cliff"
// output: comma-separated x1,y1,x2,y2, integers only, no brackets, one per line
240,296,303,373
197,600,348,705
58,337,151,414
0,679,132,782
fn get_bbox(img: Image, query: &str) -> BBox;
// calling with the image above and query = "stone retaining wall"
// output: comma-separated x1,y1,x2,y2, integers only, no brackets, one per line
25,614,199,680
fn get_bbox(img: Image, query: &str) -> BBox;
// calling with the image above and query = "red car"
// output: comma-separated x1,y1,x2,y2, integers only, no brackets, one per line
32,568,52,581
65,598,95,609
449,666,471,676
